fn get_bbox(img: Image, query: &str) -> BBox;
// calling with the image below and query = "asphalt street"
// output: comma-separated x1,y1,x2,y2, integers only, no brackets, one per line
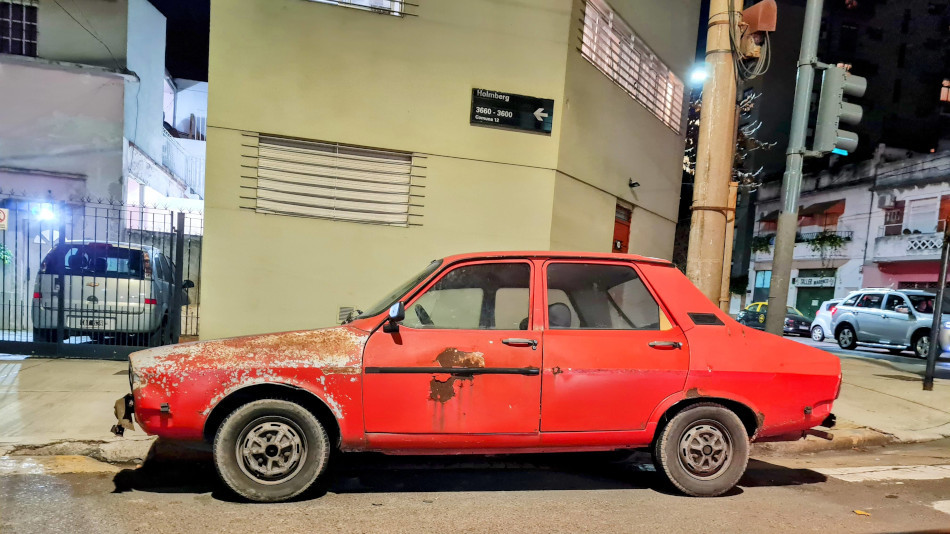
791,334,950,379
2,439,950,533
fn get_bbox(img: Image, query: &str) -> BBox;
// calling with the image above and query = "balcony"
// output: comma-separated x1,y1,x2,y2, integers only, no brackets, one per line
162,130,205,198
752,230,854,263
873,232,944,262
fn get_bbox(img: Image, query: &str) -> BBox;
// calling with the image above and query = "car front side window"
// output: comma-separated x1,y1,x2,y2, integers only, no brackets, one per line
884,294,908,312
402,262,530,330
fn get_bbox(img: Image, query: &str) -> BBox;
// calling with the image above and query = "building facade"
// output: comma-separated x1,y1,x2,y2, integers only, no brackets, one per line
744,148,950,318
200,0,700,338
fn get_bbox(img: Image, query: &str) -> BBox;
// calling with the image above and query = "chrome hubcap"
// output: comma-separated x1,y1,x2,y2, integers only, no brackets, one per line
917,336,930,357
678,421,732,480
237,418,307,484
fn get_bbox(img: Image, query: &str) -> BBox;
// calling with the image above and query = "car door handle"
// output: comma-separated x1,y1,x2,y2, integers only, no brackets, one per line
649,341,682,350
502,338,538,350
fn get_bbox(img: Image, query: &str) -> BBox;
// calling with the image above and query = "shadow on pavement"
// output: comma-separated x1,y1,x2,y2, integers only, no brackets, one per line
113,441,828,502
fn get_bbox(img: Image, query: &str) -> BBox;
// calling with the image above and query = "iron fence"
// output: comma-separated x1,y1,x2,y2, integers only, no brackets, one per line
0,196,202,360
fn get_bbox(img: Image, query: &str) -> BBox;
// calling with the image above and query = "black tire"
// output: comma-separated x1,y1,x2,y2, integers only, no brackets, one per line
213,399,330,502
810,325,825,342
912,330,931,359
837,324,857,350
147,316,169,347
653,403,750,497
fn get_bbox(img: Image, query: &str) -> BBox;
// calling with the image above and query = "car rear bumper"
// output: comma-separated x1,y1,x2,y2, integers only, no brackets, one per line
32,306,159,333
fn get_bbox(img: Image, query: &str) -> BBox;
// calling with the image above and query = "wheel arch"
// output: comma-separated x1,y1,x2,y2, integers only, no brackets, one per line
834,320,855,337
912,326,931,340
202,383,342,448
653,396,759,442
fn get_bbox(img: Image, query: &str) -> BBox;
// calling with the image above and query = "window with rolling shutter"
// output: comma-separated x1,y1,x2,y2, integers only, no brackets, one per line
248,135,423,226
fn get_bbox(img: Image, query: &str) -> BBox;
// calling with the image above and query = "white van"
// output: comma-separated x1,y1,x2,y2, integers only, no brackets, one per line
31,241,192,346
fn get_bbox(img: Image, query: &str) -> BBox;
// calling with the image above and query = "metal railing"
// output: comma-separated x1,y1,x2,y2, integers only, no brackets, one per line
161,130,205,197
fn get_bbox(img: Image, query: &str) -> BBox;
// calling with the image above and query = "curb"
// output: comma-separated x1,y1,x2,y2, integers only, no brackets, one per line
752,427,898,455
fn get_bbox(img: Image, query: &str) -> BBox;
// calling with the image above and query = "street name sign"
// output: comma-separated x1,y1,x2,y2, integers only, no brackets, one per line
470,88,554,134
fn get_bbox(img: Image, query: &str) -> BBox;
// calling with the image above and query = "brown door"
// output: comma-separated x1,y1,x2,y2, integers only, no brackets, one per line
613,205,631,253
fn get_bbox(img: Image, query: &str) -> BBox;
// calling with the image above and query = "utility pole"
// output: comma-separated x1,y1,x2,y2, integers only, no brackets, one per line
764,0,823,334
924,219,950,391
686,0,742,303
719,181,739,312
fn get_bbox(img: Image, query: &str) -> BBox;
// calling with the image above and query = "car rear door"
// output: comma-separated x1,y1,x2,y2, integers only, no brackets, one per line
854,293,885,342
362,260,542,434
539,260,689,432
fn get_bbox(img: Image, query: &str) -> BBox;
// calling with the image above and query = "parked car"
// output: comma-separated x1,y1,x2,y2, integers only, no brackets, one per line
735,302,813,336
830,288,950,358
114,251,841,502
810,299,842,342
31,241,193,346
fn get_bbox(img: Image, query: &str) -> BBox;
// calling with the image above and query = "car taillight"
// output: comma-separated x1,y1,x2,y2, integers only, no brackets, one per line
144,298,157,305
785,318,793,325
829,305,837,316
33,292,42,299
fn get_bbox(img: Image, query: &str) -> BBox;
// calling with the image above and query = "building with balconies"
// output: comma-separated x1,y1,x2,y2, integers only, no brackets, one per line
743,147,950,317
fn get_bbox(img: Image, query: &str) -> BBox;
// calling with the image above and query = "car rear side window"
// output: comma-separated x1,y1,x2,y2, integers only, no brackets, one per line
546,263,661,330
42,244,145,279
855,294,884,309
842,295,860,306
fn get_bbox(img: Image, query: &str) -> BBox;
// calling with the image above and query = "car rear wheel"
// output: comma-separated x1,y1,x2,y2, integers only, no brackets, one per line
837,324,857,350
810,325,825,342
912,331,931,359
32,328,60,342
653,403,749,497
214,399,330,502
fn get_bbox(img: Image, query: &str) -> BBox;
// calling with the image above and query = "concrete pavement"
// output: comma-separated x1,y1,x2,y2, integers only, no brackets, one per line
1,342,948,462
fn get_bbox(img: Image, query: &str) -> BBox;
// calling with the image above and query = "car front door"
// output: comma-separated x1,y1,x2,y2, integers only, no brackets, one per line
854,293,885,342
362,260,542,434
539,261,689,432
880,294,916,345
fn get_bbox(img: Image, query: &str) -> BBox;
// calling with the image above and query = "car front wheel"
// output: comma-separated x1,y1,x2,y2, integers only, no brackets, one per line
653,403,750,497
912,331,931,359
837,324,857,350
214,399,331,502
811,325,825,342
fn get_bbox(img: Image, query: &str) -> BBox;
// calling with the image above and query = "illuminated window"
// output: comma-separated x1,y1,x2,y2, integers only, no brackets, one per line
581,0,685,133
307,0,403,16
941,79,950,102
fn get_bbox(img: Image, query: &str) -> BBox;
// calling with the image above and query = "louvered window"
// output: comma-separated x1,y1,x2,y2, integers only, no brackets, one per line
580,0,685,133
248,135,423,226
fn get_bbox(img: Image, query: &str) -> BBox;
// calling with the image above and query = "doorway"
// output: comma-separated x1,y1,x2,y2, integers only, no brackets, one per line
613,204,631,253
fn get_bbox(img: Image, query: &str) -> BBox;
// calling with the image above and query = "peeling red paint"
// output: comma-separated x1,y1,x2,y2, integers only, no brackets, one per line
427,348,485,404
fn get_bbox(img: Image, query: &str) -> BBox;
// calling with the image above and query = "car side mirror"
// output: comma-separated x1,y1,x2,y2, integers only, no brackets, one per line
895,305,910,314
182,279,195,289
383,302,405,334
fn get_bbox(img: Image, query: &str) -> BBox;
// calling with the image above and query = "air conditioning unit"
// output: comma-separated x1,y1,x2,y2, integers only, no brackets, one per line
878,193,896,209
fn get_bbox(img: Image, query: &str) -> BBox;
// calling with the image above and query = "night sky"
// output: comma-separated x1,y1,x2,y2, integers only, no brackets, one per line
149,0,210,81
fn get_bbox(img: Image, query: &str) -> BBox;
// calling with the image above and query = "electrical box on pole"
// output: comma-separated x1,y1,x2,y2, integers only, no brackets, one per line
812,66,867,154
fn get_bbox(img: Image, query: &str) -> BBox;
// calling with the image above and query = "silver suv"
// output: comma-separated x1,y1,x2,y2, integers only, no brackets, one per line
31,241,192,346
830,288,947,358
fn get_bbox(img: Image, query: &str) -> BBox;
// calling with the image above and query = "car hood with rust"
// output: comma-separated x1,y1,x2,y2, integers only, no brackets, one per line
128,326,370,378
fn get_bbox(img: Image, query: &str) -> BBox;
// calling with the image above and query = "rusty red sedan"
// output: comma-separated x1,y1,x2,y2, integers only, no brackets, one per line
115,252,841,502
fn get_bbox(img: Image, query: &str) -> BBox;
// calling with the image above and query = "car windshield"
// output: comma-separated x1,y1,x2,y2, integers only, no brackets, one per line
356,259,443,319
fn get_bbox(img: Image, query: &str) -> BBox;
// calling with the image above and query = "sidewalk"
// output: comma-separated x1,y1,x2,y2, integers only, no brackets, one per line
1,353,948,462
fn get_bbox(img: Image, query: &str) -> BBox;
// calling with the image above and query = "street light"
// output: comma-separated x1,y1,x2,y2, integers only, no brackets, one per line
689,64,709,86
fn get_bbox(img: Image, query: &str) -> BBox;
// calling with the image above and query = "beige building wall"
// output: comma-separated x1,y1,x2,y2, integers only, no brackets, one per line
201,0,698,339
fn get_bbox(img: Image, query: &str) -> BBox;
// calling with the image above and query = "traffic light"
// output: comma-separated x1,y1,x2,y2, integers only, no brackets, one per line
812,66,867,154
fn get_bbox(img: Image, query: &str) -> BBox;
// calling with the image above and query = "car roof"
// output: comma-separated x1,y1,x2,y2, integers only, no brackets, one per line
439,251,673,266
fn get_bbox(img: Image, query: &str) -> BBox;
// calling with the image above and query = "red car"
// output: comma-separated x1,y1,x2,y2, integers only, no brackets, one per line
114,252,841,502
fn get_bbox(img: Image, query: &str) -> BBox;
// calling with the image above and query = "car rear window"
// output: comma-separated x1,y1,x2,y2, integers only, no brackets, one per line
41,244,145,280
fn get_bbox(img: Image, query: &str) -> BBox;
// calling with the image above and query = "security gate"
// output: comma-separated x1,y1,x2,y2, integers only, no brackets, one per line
0,198,202,360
